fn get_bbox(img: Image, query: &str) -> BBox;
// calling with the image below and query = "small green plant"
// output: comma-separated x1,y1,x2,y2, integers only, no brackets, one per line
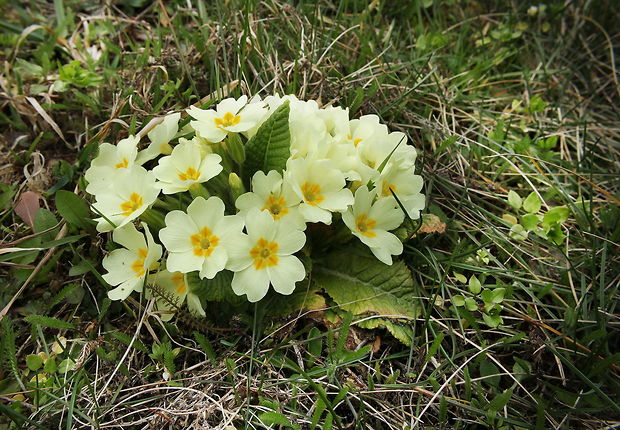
451,274,506,328
504,190,569,244
53,60,103,91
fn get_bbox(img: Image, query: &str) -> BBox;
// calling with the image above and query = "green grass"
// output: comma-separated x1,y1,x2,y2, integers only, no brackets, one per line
0,0,619,428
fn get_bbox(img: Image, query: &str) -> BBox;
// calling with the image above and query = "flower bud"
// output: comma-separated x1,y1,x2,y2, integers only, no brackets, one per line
228,172,245,201
226,133,245,165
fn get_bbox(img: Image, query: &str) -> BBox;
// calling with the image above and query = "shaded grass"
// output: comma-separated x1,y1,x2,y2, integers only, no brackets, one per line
0,0,618,428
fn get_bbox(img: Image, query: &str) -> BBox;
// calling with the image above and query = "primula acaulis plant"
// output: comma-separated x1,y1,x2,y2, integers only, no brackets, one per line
84,94,425,324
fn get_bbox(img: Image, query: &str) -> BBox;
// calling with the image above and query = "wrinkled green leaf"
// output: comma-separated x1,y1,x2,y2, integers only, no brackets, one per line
244,101,290,180
313,247,420,345
357,318,414,346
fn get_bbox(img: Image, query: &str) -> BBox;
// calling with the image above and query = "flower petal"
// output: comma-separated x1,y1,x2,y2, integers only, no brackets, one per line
267,255,306,295
274,225,306,255
159,211,198,252
199,247,227,279
166,250,204,274
112,223,146,252
231,266,270,302
108,277,142,301
299,203,332,224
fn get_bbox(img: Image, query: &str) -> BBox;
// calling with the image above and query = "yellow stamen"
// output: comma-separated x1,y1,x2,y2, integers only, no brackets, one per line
171,272,186,294
178,167,200,181
301,182,324,206
262,195,289,220
347,134,362,147
355,214,377,238
214,112,241,129
115,158,129,169
250,238,279,270
130,248,148,277
382,182,397,197
190,227,219,257
120,193,143,217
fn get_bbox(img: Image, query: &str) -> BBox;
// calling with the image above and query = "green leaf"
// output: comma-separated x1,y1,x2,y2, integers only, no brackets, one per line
542,206,569,228
453,272,467,283
480,359,500,388
24,315,74,329
244,101,290,180
357,318,414,345
481,289,493,304
468,275,482,294
267,283,327,317
307,327,323,361
0,183,18,210
259,411,298,429
55,190,91,229
44,357,57,374
57,358,76,373
509,224,528,241
523,192,541,213
539,136,557,150
546,222,566,245
193,331,216,363
452,295,465,306
313,246,420,346
482,312,503,328
26,354,43,371
34,208,59,241
491,288,506,304
520,213,539,231
489,388,513,411
507,191,522,210
464,298,478,311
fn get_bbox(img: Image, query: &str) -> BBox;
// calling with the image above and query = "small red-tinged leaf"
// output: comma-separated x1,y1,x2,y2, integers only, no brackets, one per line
14,191,41,229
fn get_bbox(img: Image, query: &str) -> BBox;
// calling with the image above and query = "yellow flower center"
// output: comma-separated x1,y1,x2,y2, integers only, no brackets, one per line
355,214,377,238
347,134,362,147
115,158,129,169
171,272,186,294
190,227,219,257
214,112,241,129
131,249,148,277
250,238,279,270
381,182,397,197
262,195,289,220
120,193,144,217
301,182,324,206
178,167,201,181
